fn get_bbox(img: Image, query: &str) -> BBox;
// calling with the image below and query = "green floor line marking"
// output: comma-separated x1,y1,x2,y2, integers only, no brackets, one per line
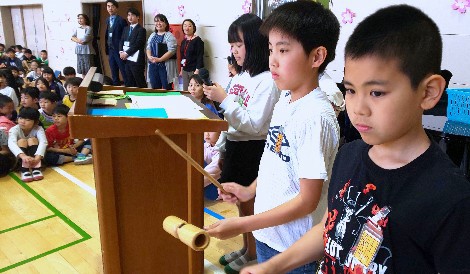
0,215,56,234
0,173,93,272
0,237,89,273
9,172,91,239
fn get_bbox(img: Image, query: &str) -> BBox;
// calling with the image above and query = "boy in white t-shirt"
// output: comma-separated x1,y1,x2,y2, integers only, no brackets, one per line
205,1,340,272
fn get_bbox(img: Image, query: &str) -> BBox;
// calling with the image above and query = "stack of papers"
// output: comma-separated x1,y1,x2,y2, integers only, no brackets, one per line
127,94,206,119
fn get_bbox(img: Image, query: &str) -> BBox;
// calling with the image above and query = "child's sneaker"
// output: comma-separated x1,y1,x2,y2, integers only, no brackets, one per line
21,171,33,182
219,250,245,266
74,154,93,165
32,169,44,181
224,254,257,274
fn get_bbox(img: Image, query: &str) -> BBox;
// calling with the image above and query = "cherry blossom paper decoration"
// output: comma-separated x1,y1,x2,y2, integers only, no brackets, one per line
178,5,186,17
452,0,470,14
242,0,252,14
342,8,355,24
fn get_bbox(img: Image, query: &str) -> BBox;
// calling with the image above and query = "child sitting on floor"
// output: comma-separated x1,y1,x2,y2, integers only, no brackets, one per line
62,77,82,108
35,77,50,93
203,131,222,200
39,91,59,129
188,74,219,117
0,94,16,133
45,104,93,166
20,87,40,110
62,66,77,80
8,107,47,182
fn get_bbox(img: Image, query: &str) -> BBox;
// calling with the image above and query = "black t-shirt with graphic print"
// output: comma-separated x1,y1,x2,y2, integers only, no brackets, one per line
319,140,470,274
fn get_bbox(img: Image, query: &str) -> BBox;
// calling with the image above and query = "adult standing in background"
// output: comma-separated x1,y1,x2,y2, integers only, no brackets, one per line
71,14,95,78
119,8,146,88
105,0,127,86
179,19,204,91
146,14,178,90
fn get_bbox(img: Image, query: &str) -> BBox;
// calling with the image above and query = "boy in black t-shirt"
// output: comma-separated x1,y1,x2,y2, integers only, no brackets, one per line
242,4,470,274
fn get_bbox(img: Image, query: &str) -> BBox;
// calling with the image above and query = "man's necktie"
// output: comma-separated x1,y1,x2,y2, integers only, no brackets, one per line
128,26,133,39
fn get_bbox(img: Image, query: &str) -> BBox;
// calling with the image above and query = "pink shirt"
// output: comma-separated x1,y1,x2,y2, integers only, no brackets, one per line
0,116,16,134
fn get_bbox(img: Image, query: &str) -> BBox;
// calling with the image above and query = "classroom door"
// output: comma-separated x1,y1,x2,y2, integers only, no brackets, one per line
10,5,47,57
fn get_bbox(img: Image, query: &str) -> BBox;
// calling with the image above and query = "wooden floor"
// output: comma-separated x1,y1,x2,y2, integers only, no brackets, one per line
0,163,242,273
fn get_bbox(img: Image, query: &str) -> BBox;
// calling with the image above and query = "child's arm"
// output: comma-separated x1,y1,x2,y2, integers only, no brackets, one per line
34,127,48,159
241,210,328,274
7,127,24,158
204,78,279,135
203,152,221,187
207,178,323,239
73,139,84,149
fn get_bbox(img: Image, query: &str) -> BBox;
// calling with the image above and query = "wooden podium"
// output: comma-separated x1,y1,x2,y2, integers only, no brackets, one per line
69,68,227,273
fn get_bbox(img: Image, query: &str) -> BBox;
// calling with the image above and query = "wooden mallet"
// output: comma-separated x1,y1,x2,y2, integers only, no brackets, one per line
155,129,228,195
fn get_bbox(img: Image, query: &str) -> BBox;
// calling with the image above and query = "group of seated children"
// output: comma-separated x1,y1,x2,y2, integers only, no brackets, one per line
0,62,93,182
2,104,92,182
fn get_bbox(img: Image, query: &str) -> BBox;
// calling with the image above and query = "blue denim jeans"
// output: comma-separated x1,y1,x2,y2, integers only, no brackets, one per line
256,240,317,274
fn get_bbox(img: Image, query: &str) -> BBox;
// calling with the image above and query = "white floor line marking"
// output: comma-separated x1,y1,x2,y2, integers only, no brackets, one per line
52,166,224,272
51,166,96,196
204,259,224,273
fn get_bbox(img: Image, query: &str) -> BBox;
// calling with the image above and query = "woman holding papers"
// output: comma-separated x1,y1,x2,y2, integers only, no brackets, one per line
146,14,178,90
71,14,95,78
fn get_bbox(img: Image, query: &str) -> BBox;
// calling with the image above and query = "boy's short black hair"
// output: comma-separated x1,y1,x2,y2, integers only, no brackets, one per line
128,7,140,17
228,13,269,77
15,45,23,50
18,107,40,121
65,77,82,88
345,5,441,89
5,48,15,54
0,94,13,108
21,87,40,99
39,91,59,102
40,50,48,54
53,104,70,116
260,0,340,73
63,66,76,76
24,48,32,54
106,0,119,8
10,67,19,72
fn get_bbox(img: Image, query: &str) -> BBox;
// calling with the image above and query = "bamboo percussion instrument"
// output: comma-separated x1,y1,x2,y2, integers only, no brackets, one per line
155,129,228,195
163,216,210,251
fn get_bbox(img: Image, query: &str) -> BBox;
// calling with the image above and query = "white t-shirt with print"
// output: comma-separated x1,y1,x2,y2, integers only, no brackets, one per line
253,88,339,252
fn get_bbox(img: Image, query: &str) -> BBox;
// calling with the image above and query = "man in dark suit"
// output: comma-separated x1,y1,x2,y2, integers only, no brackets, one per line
119,8,146,88
105,0,128,86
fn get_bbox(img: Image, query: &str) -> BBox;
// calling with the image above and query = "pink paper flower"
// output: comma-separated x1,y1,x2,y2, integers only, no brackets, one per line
178,5,186,17
452,0,470,14
342,8,355,24
242,0,252,14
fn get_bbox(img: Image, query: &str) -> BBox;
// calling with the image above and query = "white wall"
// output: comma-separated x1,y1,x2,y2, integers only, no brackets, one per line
328,0,470,87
